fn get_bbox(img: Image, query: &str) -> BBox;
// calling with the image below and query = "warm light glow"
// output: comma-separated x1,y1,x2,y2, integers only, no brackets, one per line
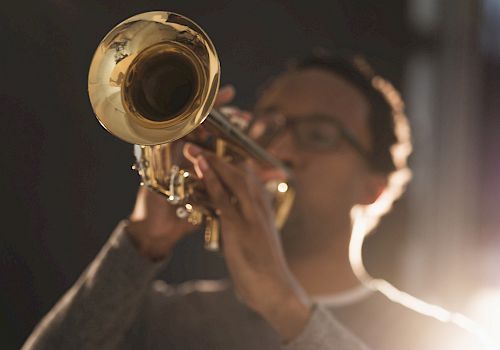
183,171,190,178
185,203,193,211
466,288,500,347
277,182,288,193
349,208,496,349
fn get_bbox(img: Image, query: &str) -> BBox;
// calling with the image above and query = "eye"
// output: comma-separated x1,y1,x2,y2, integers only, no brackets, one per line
298,122,340,149
305,128,333,141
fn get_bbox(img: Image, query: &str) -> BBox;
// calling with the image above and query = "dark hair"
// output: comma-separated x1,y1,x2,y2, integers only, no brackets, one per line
290,51,406,175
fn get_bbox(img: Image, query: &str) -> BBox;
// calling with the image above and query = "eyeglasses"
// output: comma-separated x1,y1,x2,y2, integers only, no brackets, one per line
249,111,371,161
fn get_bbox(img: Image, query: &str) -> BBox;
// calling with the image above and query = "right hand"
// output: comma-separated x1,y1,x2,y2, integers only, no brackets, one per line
126,85,237,260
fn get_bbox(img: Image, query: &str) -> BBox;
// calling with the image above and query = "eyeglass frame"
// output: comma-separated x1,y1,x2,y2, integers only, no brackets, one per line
248,111,372,164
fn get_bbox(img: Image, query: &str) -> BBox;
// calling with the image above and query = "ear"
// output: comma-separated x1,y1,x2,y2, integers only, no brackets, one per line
358,173,387,205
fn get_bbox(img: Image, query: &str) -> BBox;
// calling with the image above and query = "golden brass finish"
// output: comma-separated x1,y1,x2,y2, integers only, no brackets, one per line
89,11,295,251
88,11,219,145
204,216,220,252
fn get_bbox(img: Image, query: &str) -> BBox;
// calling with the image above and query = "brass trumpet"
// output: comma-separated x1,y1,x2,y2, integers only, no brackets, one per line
88,11,294,251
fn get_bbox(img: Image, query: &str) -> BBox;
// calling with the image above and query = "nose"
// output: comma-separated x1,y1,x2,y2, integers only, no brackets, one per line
256,130,296,182
266,128,296,161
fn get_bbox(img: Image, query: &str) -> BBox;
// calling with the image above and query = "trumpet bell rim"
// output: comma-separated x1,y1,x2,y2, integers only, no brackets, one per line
88,11,220,145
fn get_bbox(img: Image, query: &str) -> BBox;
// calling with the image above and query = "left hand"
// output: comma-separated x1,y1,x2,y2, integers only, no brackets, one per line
184,143,311,342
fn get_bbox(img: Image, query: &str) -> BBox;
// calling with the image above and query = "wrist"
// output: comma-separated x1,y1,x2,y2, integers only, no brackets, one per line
125,220,176,261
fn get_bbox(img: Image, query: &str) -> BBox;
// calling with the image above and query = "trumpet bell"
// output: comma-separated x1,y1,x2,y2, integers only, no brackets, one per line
88,11,220,145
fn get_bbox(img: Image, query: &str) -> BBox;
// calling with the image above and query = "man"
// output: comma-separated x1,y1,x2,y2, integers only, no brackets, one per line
23,53,482,349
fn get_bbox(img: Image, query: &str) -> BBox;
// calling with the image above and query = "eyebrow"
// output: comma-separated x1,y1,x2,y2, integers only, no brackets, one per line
255,106,341,122
256,108,344,126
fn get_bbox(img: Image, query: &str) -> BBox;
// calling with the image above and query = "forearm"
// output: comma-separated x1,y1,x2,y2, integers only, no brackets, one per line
22,221,165,350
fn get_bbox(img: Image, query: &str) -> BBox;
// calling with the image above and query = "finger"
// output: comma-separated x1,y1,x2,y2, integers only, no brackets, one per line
254,166,288,183
186,142,251,204
183,143,213,179
197,155,239,218
183,142,205,162
202,153,263,218
214,84,236,107
185,143,270,218
219,106,253,130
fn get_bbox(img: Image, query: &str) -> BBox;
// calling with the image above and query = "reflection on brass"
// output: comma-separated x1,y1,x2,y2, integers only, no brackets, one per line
88,11,218,145
88,11,295,251
204,215,220,252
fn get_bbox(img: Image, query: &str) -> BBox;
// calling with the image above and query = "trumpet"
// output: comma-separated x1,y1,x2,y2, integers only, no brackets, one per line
88,12,294,251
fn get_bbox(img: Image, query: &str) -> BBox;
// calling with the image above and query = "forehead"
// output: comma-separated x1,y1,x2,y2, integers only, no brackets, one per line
256,68,370,131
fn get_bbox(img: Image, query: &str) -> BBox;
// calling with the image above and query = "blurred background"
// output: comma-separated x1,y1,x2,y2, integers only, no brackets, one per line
1,0,499,348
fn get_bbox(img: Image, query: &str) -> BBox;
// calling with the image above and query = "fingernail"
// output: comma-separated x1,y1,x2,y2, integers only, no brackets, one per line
198,156,209,172
185,143,202,157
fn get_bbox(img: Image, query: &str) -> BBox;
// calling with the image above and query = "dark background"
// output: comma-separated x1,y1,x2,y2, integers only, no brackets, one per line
1,0,498,348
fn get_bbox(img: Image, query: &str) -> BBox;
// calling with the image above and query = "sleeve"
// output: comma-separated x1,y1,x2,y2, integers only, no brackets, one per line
22,221,166,350
284,304,371,350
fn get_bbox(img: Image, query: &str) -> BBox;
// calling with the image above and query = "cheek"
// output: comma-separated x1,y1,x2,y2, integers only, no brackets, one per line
294,154,365,211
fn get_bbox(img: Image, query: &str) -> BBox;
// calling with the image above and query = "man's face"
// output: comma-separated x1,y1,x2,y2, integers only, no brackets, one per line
252,68,380,243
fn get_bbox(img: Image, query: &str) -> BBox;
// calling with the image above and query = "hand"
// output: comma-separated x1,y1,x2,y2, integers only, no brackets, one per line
127,85,236,260
184,143,312,342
